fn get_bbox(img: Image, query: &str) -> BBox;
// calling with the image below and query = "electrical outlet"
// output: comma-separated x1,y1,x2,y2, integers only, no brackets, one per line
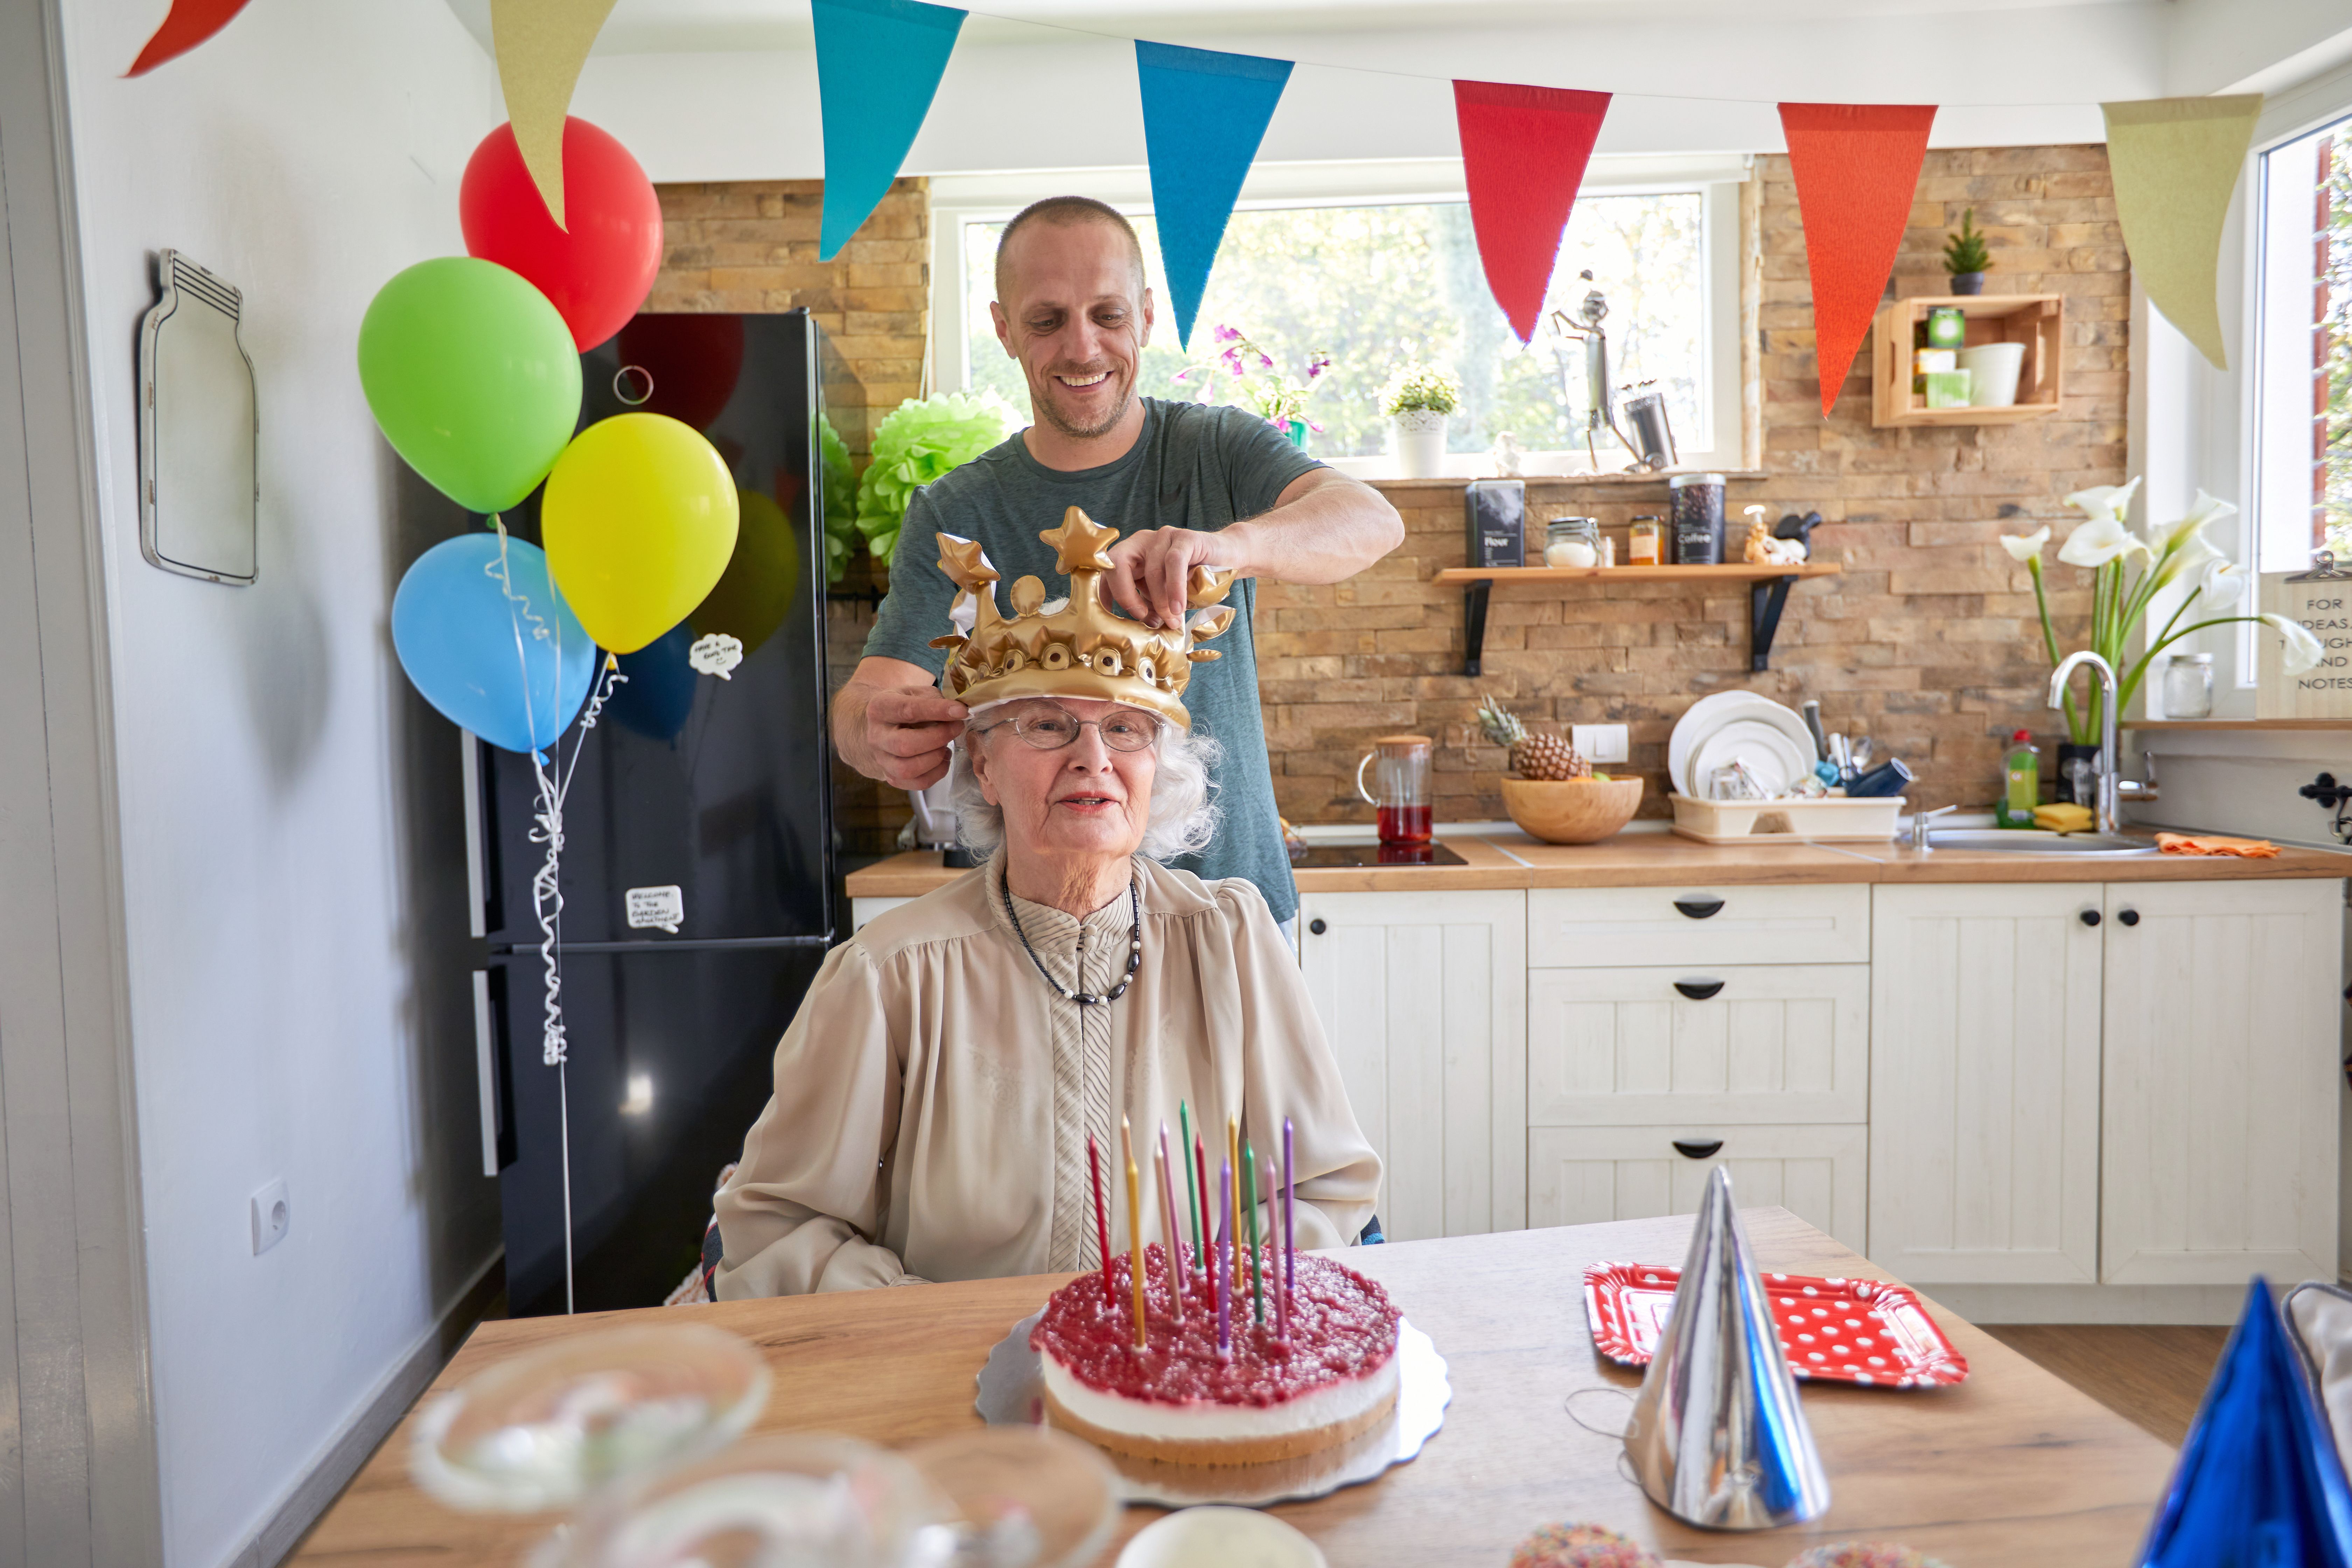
1572,723,1630,765
251,1177,289,1256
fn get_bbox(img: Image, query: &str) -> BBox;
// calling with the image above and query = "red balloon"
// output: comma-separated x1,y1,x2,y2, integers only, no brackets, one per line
460,117,663,352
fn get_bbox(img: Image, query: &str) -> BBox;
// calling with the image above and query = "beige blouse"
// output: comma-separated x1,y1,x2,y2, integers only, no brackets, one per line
713,854,1381,1299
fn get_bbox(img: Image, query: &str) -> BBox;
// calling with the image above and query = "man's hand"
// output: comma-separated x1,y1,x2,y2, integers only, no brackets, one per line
834,657,969,790
1102,526,1241,629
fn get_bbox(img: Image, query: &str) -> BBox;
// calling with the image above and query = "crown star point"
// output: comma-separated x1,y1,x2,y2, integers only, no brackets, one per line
1040,507,1119,575
937,533,1000,591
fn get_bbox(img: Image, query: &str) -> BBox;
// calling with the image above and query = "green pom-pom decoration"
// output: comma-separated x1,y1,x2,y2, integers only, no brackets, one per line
818,414,859,584
853,392,1021,566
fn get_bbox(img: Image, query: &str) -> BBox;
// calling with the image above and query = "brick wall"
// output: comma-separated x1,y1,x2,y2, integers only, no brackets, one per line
1258,145,2121,825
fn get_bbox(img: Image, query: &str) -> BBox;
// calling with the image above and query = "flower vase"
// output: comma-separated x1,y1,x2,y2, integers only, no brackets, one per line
1392,411,1447,479
1948,271,1986,296
1284,418,1309,451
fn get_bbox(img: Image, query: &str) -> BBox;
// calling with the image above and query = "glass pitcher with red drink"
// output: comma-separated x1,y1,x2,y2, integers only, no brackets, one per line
1356,734,1434,845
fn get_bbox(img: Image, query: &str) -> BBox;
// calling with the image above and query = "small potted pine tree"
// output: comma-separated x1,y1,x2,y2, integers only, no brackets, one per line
1382,365,1460,479
1943,208,1991,296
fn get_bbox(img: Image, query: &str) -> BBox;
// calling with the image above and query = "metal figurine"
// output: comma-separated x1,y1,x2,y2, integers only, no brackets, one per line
1624,1166,1831,1530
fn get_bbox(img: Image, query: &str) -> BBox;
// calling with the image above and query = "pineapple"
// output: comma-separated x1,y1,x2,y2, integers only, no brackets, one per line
1476,693,1592,781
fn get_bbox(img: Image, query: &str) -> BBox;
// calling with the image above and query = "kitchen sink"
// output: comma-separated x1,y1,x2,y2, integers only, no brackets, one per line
1923,830,2157,855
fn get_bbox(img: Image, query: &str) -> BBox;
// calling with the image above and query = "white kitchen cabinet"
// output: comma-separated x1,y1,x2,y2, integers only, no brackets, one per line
1527,1123,1868,1253
1297,889,1527,1243
1868,883,2104,1285
1528,884,1871,969
1528,964,1869,1127
2099,878,2341,1286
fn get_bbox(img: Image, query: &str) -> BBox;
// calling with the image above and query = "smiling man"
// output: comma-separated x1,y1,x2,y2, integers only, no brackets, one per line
833,195,1403,930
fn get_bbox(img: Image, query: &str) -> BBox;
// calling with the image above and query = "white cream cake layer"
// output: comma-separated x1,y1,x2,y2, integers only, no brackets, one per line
1038,1350,1399,1442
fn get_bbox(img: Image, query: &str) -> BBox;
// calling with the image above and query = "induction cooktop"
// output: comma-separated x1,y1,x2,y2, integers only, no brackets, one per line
1287,840,1468,869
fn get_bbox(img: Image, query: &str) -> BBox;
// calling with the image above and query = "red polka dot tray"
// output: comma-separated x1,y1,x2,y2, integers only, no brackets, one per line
1582,1262,1969,1389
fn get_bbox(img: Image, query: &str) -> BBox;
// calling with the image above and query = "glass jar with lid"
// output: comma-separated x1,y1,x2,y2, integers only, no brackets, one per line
1544,516,1602,569
2161,653,2214,719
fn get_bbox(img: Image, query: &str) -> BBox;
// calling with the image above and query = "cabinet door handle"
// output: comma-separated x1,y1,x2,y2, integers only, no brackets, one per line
1308,918,1327,936
2118,908,2140,927
2079,909,2101,927
1673,897,1726,920
1674,979,1725,1000
1672,1138,1725,1160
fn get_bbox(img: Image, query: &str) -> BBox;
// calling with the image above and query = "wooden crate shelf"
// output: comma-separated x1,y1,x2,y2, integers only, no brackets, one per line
1871,294,2063,428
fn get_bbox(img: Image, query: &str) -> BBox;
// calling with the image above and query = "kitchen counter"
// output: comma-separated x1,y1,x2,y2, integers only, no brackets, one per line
844,830,2347,900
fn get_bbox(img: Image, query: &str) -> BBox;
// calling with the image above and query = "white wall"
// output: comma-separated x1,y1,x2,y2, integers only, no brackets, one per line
57,3,502,1564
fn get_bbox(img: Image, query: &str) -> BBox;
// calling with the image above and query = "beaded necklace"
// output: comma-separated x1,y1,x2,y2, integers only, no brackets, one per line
1002,872,1143,1006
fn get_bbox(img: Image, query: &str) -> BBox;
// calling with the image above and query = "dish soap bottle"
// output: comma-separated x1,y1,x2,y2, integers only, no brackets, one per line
1998,730,2039,828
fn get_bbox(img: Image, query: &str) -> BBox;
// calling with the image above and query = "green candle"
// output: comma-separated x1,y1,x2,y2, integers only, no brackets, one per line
1181,1101,1201,1257
1244,1139,1263,1325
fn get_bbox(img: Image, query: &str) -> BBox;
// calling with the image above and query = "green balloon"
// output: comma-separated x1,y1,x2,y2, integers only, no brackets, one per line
357,258,582,514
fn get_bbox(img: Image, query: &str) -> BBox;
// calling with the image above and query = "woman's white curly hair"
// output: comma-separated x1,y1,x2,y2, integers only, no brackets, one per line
947,701,1220,862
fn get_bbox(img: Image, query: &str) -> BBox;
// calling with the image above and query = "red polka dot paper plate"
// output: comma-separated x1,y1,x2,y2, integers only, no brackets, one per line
1582,1262,1969,1389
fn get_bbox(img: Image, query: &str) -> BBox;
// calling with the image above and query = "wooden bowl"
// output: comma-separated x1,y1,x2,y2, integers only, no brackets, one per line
1501,776,1644,844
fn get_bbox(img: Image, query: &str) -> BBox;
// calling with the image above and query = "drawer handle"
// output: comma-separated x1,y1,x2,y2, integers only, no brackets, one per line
1308,918,1328,935
1674,979,1725,1000
2079,909,2100,927
1673,897,1726,920
1672,1139,1724,1160
2118,908,2140,927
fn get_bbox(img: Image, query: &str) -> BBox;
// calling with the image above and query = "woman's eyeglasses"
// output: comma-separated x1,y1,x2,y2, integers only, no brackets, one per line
978,705,1164,753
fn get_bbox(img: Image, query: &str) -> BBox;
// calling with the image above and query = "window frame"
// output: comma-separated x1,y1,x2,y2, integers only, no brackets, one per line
928,154,1752,477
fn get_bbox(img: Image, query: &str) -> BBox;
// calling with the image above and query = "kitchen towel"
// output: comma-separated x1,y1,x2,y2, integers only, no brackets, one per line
2155,831,2282,858
2102,94,2264,373
813,0,969,261
490,0,622,228
1453,82,1612,344
1136,41,1295,350
1778,103,1939,417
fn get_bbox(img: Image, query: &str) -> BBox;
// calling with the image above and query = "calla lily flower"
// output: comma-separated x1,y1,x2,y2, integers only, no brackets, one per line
2193,556,2249,603
2149,489,2238,551
2000,526,2051,562
2058,514,2153,568
2263,613,2326,675
2153,533,2225,588
2064,476,2143,527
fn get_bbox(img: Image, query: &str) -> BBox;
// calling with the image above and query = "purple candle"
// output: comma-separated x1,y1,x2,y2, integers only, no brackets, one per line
1216,1161,1232,1356
1283,1117,1296,1304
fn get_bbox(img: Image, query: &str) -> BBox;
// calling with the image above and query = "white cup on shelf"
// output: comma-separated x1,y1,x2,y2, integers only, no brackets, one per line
1956,341,2027,406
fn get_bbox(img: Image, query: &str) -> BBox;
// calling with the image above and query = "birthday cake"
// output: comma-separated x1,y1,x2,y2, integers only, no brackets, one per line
1029,1242,1401,1466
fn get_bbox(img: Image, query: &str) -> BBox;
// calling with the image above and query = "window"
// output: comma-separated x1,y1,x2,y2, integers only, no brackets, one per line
2253,115,2352,571
931,159,1746,476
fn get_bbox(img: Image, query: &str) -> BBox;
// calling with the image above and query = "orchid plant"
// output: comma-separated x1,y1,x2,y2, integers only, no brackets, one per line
1174,324,1332,432
2005,476,2322,745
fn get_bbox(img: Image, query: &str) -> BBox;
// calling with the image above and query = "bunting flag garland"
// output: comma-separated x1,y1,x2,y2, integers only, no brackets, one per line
2102,94,2263,373
1136,41,1295,350
1778,102,1938,416
125,0,253,76
1453,82,1612,344
2138,1278,2352,1565
490,0,621,230
814,0,968,262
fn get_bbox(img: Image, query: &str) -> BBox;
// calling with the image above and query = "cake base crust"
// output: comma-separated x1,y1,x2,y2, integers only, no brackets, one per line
1042,1381,1398,1466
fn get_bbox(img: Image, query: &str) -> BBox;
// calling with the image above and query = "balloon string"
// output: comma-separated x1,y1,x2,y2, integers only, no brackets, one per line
560,654,626,807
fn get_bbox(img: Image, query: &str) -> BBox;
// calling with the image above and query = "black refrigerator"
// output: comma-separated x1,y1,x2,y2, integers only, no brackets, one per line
466,309,847,1317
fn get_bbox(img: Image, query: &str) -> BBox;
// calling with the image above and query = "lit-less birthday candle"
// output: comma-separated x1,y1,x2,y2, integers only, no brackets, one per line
1267,1158,1286,1343
1156,1123,1187,1314
1180,1101,1200,1255
1121,1117,1145,1349
1193,1135,1211,1298
1215,1161,1232,1355
1283,1116,1296,1307
1226,1116,1242,1295
1244,1138,1262,1326
1088,1133,1113,1307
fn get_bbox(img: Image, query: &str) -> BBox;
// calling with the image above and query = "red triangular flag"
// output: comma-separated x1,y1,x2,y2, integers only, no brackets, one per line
1778,103,1937,415
126,0,254,76
1455,81,1612,343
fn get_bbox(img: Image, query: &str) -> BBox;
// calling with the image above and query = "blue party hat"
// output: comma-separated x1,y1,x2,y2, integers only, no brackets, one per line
2140,1276,2352,1567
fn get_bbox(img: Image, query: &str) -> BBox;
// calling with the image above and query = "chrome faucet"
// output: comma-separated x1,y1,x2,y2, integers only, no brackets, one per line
2047,651,2121,835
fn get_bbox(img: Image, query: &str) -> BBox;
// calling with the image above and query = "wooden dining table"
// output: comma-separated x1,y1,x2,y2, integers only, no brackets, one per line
290,1209,2181,1566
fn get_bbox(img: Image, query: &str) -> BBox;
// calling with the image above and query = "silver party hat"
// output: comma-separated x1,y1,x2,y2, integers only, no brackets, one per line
1623,1166,1831,1530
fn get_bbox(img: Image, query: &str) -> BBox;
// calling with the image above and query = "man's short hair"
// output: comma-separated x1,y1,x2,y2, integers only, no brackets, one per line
994,196,1148,302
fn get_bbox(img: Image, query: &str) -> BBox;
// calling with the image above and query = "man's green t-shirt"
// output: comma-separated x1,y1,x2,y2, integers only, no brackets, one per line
860,398,1316,924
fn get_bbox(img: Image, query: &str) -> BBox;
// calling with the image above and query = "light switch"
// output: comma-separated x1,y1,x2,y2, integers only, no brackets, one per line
1572,723,1630,765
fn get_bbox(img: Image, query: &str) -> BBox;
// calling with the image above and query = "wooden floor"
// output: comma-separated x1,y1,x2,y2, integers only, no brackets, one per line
1981,1324,2231,1447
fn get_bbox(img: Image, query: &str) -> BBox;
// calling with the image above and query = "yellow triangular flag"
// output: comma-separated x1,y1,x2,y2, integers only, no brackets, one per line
2101,93,2263,372
489,0,618,231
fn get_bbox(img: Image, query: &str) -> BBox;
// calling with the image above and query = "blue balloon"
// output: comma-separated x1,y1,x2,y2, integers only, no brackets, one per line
393,532,596,754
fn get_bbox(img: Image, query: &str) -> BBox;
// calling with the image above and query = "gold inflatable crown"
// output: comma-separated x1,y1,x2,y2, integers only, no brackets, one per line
928,507,1236,730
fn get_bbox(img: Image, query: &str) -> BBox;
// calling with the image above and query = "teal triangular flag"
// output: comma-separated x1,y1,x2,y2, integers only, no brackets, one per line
813,0,965,261
1135,40,1293,349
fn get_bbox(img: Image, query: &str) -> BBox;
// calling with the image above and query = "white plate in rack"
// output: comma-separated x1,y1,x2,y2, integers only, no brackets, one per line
1668,694,1816,796
1688,718,1812,799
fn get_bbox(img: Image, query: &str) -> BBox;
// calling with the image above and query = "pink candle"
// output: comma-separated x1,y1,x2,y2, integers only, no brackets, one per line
1283,1117,1296,1305
1157,1124,1188,1315
1088,1134,1114,1307
1215,1161,1232,1355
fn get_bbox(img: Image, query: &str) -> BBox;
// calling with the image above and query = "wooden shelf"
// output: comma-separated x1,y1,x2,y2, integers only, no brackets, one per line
1871,294,2063,428
2124,719,2352,732
1432,564,1843,585
1434,563,1844,674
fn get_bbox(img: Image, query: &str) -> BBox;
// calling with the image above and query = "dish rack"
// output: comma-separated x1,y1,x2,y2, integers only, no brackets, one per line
1670,793,1904,844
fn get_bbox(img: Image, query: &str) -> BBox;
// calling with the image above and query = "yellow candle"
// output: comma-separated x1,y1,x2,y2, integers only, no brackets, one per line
1122,1116,1146,1349
1227,1115,1243,1295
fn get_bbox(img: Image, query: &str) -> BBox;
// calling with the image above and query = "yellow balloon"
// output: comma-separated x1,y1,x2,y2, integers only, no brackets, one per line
542,413,740,654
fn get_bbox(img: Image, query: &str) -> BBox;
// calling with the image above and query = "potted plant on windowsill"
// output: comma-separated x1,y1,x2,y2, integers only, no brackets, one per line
1943,208,1992,296
2003,477,2322,800
1175,325,1330,450
1382,365,1460,479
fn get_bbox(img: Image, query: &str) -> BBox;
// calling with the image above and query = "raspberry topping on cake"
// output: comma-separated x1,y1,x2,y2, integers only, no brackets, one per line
1030,1244,1399,1407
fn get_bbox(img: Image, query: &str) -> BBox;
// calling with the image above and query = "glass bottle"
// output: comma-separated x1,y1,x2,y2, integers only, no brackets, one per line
1544,516,1601,569
1628,515,1664,566
1999,729,2039,828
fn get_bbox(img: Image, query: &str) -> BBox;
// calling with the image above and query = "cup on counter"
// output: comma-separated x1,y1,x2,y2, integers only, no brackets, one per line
1356,734,1434,845
1847,758,1914,798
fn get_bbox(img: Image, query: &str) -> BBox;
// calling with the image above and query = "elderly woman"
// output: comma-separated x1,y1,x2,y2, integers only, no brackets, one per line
713,511,1379,1298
